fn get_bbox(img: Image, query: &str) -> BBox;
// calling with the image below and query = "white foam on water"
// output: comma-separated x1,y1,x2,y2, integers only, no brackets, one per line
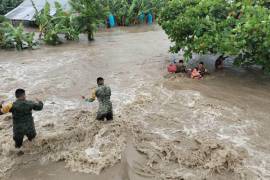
151,128,172,140
34,97,88,123
182,126,199,137
85,148,100,159
215,116,270,178
0,57,76,93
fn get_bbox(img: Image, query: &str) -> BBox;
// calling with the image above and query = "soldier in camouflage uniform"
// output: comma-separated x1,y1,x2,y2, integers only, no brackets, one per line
82,77,113,121
0,89,43,149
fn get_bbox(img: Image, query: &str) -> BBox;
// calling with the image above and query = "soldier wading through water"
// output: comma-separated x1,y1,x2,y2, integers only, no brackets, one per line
82,77,113,121
0,89,43,155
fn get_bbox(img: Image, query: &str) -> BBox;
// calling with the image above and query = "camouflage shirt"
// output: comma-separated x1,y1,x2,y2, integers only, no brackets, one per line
87,85,112,116
0,100,43,134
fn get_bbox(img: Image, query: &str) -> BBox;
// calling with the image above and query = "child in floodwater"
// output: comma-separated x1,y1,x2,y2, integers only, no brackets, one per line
197,62,208,77
191,67,202,79
175,60,187,73
0,89,43,155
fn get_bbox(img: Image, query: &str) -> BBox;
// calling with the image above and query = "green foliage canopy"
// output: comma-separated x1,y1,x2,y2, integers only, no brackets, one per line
0,22,37,50
101,0,166,26
69,0,108,41
0,0,23,15
159,0,270,71
34,1,80,45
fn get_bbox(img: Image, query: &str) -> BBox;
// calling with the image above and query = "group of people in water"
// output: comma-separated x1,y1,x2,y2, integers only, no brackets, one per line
168,56,225,79
0,77,113,155
168,60,209,79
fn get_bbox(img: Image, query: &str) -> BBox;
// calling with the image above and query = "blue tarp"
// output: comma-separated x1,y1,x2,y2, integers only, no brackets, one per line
138,13,145,23
147,13,153,24
109,14,115,27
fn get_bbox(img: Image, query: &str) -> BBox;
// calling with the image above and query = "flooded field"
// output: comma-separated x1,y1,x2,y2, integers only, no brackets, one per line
0,25,270,180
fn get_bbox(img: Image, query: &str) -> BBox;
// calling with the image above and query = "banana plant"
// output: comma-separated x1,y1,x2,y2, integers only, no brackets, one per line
70,0,108,41
33,1,80,45
102,0,165,26
32,0,51,39
0,22,37,50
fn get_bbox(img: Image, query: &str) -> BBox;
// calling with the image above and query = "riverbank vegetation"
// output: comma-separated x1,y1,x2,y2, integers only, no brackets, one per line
0,17,37,50
159,0,270,71
0,0,166,48
0,0,23,15
33,1,80,45
69,0,107,41
101,0,166,26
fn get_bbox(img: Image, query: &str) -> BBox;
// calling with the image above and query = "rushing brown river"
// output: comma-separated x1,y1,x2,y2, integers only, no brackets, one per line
0,25,270,180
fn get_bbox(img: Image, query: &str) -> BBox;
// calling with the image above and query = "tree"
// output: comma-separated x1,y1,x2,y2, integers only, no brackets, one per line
33,1,79,45
69,0,108,41
101,0,129,26
0,0,23,15
229,2,270,71
159,0,270,72
101,0,166,26
0,22,37,50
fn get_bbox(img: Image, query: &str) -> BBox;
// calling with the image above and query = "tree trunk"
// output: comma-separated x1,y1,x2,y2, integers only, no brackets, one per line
88,32,94,41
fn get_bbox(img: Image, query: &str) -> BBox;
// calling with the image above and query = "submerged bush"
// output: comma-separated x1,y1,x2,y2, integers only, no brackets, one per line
33,1,80,45
0,22,38,50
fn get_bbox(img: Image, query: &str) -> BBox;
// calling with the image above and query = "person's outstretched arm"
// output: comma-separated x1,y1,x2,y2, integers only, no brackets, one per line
82,89,96,102
31,99,44,111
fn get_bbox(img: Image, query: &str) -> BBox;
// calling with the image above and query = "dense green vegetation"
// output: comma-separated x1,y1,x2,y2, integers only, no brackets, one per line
0,0,23,15
159,0,270,71
0,14,36,50
70,0,107,41
1,0,166,48
101,0,166,26
33,1,79,45
33,0,107,44
0,21,37,50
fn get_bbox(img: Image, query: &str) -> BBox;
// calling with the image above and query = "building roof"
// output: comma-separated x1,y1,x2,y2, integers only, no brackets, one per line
5,0,70,21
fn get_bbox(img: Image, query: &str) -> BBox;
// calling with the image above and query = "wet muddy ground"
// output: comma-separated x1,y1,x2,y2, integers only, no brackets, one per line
0,25,270,180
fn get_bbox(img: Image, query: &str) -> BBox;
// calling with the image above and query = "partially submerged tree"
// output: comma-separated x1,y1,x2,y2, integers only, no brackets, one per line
69,0,108,41
159,0,270,72
0,9,37,50
33,1,79,45
0,22,37,50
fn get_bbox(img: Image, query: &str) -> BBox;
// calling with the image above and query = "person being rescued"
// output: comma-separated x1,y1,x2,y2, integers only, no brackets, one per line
0,89,43,155
82,77,113,121
191,67,202,79
215,55,227,70
175,60,187,73
197,62,209,77
167,59,187,74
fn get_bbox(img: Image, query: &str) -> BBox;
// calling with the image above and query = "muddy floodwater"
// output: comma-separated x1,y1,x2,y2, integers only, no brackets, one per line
0,25,270,180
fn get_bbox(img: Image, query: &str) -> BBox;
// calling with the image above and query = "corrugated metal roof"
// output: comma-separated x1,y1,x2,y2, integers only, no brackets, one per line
5,0,70,21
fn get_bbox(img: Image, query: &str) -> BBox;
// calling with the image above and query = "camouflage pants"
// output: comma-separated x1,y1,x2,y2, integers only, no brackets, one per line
13,127,36,148
96,112,113,121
